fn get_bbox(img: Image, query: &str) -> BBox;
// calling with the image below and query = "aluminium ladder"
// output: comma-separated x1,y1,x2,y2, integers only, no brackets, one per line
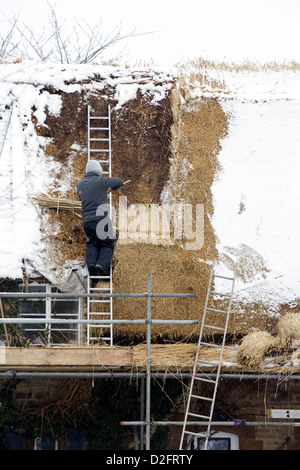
179,259,237,450
86,104,113,345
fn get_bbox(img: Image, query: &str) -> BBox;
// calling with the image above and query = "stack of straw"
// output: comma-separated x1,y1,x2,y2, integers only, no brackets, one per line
32,193,82,218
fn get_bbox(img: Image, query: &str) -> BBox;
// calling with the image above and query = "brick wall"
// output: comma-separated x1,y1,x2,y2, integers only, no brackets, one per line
166,377,300,451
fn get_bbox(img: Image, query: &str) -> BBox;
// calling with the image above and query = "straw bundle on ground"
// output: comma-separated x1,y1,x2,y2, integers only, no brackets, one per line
237,331,280,369
32,193,82,218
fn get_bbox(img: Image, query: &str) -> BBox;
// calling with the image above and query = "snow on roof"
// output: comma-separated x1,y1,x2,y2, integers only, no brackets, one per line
0,62,174,280
177,62,300,313
184,65,300,313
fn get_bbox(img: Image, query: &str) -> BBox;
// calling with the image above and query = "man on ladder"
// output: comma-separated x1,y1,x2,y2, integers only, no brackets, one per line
77,159,123,277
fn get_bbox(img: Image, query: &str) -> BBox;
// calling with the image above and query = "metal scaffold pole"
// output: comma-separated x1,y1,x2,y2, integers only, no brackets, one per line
0,276,198,451
146,275,152,450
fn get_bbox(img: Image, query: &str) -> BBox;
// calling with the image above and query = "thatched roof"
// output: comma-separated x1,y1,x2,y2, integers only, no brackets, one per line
3,63,297,344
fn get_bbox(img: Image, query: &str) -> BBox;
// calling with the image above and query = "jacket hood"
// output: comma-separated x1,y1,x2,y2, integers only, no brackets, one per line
85,160,103,176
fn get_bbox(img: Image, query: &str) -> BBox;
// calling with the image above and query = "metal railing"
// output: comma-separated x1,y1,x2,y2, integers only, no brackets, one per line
0,275,197,450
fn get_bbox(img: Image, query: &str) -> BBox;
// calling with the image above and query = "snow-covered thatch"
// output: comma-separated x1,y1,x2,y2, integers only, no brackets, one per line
0,60,300,339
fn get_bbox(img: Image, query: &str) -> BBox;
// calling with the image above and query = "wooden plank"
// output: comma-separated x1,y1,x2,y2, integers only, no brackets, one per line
1,347,132,369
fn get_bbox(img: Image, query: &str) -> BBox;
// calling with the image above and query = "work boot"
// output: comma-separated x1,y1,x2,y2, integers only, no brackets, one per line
95,264,109,277
88,264,97,276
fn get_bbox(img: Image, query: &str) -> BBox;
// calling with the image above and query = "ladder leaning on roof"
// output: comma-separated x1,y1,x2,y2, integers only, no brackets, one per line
86,104,113,345
179,258,237,450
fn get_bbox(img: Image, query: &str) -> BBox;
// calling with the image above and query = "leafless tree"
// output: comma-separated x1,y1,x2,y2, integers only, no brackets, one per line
0,1,155,64
0,14,23,62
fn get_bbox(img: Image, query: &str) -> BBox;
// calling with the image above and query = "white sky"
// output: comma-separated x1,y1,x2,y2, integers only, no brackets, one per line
1,0,300,65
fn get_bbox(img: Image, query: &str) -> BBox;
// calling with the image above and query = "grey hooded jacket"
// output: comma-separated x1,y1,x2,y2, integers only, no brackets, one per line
77,160,123,222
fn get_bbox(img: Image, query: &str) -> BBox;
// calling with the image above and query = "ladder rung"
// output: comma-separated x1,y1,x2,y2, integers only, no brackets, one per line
90,138,109,142
206,307,228,314
191,394,213,402
90,127,109,130
213,274,234,281
89,312,112,316
89,117,109,120
194,376,216,384
89,289,111,293
90,276,110,279
188,412,210,420
90,276,111,279
203,324,225,331
89,323,112,327
90,291,111,294
51,329,78,332
199,341,222,349
210,291,231,297
183,430,208,438
89,325,112,329
197,359,217,366
90,149,110,152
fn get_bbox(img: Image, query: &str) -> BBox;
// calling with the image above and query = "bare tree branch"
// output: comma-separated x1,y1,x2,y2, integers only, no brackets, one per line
16,22,56,62
0,13,23,62
0,0,156,64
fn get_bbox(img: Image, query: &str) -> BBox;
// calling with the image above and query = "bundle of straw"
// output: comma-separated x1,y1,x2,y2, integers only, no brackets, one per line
237,331,280,369
277,312,300,346
32,193,82,218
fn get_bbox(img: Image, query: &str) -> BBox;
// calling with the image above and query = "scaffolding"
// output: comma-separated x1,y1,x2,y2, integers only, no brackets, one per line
1,276,298,451
0,275,197,450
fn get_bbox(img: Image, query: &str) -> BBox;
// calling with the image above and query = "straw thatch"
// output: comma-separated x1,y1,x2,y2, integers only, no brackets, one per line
277,312,300,346
33,76,230,343
32,71,295,345
236,312,300,369
131,343,238,372
32,193,82,218
237,331,280,369
111,94,228,341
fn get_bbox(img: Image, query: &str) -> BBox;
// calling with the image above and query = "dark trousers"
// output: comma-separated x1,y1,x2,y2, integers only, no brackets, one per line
83,218,114,274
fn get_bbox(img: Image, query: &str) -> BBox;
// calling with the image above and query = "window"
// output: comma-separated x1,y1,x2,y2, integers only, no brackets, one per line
7,430,87,450
66,430,87,450
7,429,26,450
188,432,239,451
19,283,82,346
35,432,87,450
35,434,57,450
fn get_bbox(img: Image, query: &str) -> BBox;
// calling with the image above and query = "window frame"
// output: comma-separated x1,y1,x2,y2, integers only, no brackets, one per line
19,283,83,346
188,431,239,450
